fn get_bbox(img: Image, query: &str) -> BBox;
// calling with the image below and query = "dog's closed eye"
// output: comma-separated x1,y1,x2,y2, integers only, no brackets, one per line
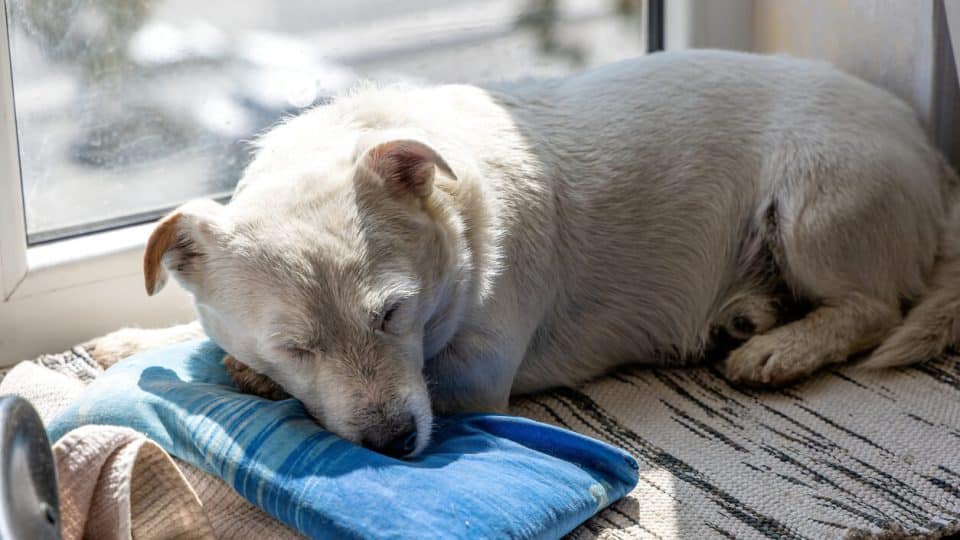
374,302,402,334
284,345,315,363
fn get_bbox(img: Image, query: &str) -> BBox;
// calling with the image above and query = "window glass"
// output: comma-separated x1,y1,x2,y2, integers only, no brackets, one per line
6,0,648,243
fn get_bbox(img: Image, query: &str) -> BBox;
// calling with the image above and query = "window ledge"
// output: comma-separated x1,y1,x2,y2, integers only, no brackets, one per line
0,222,195,366
11,222,155,300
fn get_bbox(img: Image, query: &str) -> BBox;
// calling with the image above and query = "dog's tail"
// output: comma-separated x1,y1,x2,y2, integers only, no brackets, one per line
860,156,960,369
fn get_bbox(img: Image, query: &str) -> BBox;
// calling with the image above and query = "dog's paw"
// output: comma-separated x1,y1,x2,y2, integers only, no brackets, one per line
223,355,290,400
721,329,821,387
717,293,780,341
84,322,205,368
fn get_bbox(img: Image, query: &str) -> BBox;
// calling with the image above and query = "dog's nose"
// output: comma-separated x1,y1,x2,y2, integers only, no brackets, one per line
381,427,418,458
363,414,417,458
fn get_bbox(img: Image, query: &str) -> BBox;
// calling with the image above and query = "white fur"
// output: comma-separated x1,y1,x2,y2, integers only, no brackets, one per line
144,50,958,453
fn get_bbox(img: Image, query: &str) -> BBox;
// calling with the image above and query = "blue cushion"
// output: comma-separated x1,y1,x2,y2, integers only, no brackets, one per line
47,340,638,539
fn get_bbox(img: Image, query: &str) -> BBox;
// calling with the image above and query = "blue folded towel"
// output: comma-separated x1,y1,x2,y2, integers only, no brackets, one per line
47,340,638,539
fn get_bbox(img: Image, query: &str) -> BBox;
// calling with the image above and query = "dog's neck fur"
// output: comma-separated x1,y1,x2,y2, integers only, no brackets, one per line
420,159,504,359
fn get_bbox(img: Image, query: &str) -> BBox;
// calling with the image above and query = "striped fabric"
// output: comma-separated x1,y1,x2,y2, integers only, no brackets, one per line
46,340,639,539
511,354,960,539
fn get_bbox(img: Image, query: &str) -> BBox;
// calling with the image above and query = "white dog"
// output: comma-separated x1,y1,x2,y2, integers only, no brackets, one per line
139,50,960,457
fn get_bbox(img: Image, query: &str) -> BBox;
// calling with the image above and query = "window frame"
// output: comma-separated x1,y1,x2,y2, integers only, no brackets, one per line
0,0,25,302
0,0,198,364
0,0,705,364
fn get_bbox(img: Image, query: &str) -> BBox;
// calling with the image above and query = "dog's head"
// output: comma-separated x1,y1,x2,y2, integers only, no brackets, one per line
143,127,466,457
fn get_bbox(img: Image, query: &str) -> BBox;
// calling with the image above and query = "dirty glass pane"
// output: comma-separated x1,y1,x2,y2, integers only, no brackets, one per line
6,0,648,244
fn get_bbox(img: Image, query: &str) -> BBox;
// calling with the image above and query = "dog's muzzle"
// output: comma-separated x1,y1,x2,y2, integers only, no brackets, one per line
360,413,418,458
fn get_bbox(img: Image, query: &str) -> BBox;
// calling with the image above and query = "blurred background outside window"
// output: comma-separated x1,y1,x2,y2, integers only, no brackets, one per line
6,0,649,243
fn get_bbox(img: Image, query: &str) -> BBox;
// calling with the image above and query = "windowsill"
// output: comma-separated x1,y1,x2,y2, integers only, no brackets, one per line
0,221,196,366
9,222,156,301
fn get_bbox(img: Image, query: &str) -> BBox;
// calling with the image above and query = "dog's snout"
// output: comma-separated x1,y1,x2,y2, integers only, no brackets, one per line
362,413,417,458
381,426,418,458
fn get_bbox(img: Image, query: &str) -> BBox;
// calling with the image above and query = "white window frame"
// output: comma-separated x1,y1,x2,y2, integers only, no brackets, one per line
0,0,24,303
0,0,751,365
0,3,195,365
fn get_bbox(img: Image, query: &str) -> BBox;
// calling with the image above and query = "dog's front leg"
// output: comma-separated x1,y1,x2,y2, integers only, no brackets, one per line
425,332,523,416
223,355,290,400
84,322,206,368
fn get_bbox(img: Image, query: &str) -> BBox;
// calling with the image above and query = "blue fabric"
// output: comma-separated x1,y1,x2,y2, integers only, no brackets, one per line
47,340,638,539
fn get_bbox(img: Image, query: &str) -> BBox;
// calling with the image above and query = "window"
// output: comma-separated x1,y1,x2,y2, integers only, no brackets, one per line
6,0,651,244
0,0,665,364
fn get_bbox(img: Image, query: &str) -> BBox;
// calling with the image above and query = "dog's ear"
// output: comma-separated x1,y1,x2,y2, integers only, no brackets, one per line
360,139,457,199
143,199,228,296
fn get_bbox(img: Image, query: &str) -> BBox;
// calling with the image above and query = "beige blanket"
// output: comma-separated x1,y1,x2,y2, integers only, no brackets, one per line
0,361,303,540
53,425,212,540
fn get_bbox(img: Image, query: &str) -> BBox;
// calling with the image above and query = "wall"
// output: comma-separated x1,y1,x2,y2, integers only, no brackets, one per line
750,0,959,163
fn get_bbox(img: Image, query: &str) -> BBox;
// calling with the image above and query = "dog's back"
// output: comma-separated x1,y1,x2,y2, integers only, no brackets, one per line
426,50,948,390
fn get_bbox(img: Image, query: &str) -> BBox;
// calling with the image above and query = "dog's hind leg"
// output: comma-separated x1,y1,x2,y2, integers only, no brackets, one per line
721,293,900,386
721,153,930,387
715,291,782,342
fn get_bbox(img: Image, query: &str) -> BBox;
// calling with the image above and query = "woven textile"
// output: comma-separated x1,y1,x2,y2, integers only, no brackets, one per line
52,425,213,540
6,343,960,539
512,356,960,539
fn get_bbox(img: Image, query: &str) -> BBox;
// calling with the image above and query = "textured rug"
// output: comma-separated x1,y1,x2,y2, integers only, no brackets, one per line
8,344,960,539
512,356,960,539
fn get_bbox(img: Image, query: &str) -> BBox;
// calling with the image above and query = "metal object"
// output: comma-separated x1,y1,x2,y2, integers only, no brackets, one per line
0,395,60,540
647,0,664,52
